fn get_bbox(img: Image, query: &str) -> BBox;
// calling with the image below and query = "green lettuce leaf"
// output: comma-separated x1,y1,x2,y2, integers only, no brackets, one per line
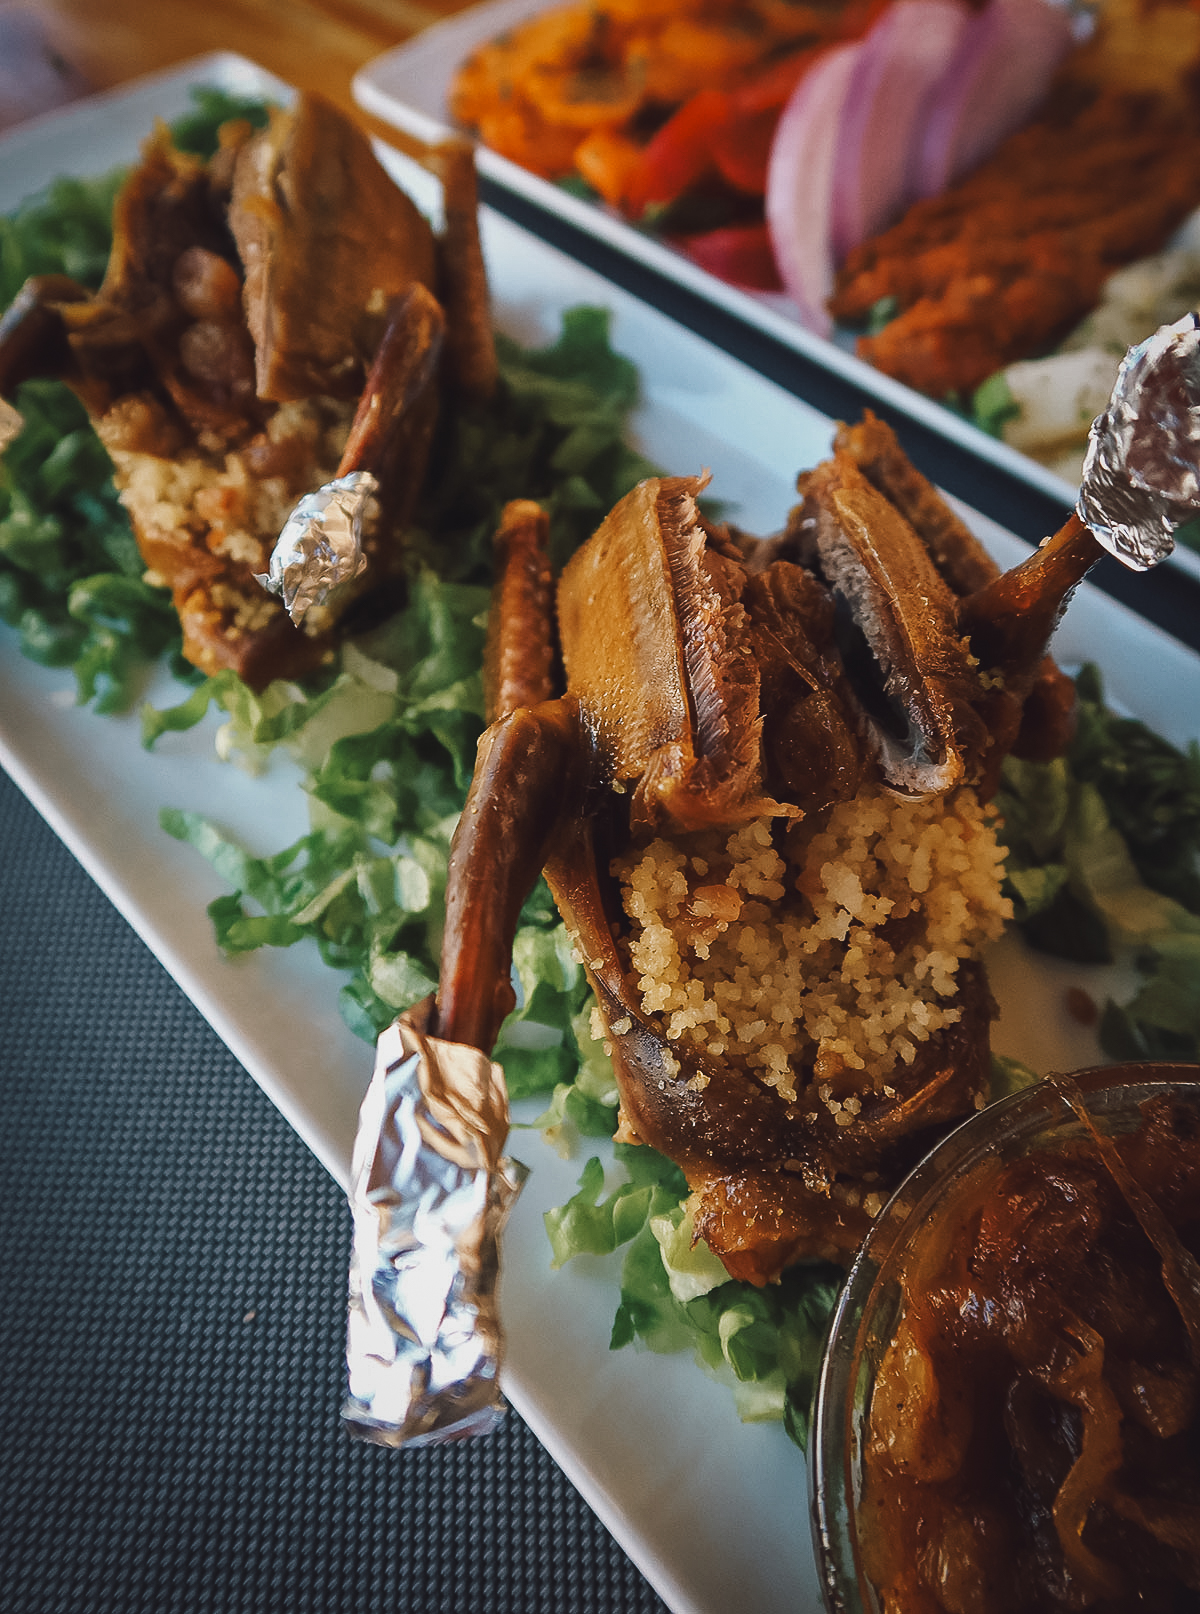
995,663,1200,1060
0,379,182,709
970,369,1020,438
544,1142,841,1449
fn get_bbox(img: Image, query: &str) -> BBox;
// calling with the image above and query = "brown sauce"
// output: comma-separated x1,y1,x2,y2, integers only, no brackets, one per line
859,1090,1200,1613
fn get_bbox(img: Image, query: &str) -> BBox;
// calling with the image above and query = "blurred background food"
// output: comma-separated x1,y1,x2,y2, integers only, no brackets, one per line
0,6,92,133
449,0,1200,489
450,0,894,291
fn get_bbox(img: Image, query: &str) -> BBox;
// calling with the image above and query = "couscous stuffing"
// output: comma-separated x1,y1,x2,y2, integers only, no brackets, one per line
613,784,1012,1106
99,394,362,671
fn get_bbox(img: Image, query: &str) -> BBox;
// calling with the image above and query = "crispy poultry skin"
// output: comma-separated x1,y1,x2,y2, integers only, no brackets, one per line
829,85,1200,398
229,95,438,404
824,414,1080,776
0,94,494,686
433,420,1101,1283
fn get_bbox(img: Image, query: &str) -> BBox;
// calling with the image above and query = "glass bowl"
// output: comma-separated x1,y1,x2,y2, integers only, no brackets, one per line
809,1061,1200,1614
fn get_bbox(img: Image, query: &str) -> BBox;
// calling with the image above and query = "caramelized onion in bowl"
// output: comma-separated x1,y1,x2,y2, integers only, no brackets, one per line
811,1062,1200,1614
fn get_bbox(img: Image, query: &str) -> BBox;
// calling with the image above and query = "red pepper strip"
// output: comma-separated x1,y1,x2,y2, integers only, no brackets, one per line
725,0,891,117
728,43,829,116
623,86,733,214
832,0,896,46
622,1,893,217
574,125,646,209
676,222,784,291
714,37,864,194
710,104,779,195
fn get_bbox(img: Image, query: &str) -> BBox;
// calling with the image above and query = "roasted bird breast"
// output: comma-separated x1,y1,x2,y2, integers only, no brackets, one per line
435,414,1099,1285
0,93,495,687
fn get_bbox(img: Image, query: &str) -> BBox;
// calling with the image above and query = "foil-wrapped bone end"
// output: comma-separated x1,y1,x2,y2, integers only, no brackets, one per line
1078,312,1200,570
255,470,378,625
342,1007,527,1449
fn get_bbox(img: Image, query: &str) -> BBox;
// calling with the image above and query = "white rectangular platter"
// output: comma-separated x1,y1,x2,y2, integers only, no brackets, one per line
2,52,1198,1614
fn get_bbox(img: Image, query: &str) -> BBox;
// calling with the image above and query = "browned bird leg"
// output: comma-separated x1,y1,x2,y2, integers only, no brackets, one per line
334,281,445,524
435,699,583,1053
951,512,1100,791
428,137,497,403
484,499,557,722
258,283,448,622
958,512,1102,680
435,497,580,1054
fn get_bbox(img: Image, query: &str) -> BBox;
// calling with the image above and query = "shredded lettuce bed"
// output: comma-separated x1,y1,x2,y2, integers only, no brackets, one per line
0,378,184,710
996,664,1200,1061
4,91,1199,1453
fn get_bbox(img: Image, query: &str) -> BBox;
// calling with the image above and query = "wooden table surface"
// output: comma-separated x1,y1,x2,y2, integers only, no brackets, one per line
18,0,478,130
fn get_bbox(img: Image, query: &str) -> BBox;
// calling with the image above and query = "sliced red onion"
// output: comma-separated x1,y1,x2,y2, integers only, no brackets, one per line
830,0,970,262
765,42,863,336
913,0,1076,197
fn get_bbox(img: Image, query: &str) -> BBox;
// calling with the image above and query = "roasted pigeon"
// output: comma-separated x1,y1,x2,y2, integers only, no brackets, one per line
428,416,1097,1282
0,92,494,685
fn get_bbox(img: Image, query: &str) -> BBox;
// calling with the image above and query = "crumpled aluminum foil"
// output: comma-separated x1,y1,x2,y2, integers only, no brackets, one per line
255,470,377,625
1078,311,1200,569
342,1008,528,1448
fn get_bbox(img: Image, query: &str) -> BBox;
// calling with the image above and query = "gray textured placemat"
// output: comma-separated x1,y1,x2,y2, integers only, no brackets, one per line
0,763,671,1614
